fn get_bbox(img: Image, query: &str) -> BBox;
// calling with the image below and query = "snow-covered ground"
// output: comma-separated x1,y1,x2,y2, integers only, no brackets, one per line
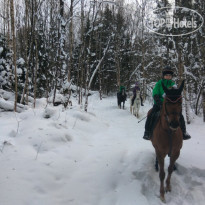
0,93,205,205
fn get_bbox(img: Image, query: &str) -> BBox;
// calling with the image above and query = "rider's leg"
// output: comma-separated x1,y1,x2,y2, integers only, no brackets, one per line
143,115,152,140
180,114,191,140
143,105,159,140
140,96,144,106
132,95,136,106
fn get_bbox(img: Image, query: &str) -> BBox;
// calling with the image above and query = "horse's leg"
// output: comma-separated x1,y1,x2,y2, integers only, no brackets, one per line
155,157,159,172
166,151,180,192
137,104,140,118
118,99,121,109
134,103,137,116
157,153,166,202
136,107,138,118
123,101,125,109
173,163,177,171
133,105,135,116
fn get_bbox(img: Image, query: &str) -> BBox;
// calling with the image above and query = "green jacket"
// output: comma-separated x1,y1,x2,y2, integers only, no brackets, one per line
152,79,175,104
119,86,126,92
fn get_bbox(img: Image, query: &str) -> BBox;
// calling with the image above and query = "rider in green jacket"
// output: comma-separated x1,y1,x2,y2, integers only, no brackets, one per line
143,65,191,140
152,78,176,104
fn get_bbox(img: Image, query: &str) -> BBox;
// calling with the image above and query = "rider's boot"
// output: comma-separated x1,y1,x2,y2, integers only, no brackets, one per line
143,113,152,140
180,115,191,140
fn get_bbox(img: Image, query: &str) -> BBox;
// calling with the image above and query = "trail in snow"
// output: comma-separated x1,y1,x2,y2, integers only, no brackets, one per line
0,94,205,205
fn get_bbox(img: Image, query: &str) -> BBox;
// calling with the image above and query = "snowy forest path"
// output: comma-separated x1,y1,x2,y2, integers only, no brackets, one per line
87,95,205,205
1,95,205,205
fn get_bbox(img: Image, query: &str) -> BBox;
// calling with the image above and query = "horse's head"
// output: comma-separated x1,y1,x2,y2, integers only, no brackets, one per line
162,80,184,131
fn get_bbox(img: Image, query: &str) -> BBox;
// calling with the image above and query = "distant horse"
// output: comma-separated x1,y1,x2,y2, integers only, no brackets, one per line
117,89,127,109
130,91,141,118
151,80,184,202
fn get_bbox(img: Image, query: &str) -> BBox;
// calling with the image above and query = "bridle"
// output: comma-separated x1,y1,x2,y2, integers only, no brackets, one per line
164,95,182,126
163,95,182,156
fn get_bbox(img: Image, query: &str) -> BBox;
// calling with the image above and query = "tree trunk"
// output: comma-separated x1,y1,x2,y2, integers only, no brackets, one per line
141,2,146,102
84,37,111,112
3,0,6,36
195,80,204,115
203,88,205,122
33,0,38,108
21,0,29,104
68,0,74,82
177,39,183,83
10,0,18,112
77,0,85,105
33,37,38,108
98,14,102,100
184,77,191,124
115,34,120,88
60,0,66,82
142,39,146,103
6,0,11,49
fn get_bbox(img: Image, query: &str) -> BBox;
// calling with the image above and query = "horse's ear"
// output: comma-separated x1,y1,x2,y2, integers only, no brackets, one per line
178,80,185,93
162,82,169,94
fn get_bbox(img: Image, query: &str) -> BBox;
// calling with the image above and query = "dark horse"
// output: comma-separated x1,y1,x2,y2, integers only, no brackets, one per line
117,89,127,109
151,80,184,202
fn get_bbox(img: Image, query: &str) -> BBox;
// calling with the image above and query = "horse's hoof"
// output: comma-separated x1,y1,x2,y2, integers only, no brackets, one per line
166,186,171,192
160,195,166,203
155,166,159,172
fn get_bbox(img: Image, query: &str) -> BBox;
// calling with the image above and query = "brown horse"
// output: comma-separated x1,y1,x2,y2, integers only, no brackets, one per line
151,80,184,202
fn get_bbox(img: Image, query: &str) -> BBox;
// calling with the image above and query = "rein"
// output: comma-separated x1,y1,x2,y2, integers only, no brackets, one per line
166,95,182,103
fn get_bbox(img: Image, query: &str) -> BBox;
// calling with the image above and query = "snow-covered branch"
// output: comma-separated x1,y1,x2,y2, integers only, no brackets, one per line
88,36,112,90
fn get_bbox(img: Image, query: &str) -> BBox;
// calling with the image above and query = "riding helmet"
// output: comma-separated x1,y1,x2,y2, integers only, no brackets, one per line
162,65,174,76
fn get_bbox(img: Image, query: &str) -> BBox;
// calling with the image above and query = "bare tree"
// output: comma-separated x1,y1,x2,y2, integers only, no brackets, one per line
195,79,205,115
21,0,30,104
84,37,111,111
10,0,18,111
203,88,205,122
68,0,74,82
78,0,85,105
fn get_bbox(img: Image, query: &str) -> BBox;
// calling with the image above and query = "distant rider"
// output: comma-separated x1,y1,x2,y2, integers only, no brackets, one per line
131,81,144,106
